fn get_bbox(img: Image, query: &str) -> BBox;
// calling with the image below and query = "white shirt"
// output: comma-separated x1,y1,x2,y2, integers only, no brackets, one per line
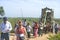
26,25,32,32
0,21,12,33
40,27,43,29
22,21,27,26
32,22,35,27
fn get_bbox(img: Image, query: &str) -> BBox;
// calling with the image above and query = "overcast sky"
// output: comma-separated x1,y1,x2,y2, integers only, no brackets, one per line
0,0,60,18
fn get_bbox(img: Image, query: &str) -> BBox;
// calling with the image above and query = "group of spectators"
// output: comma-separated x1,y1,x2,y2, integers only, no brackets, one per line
0,17,59,40
14,19,39,40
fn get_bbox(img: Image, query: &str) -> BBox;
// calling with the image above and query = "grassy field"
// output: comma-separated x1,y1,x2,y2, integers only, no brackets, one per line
0,17,60,33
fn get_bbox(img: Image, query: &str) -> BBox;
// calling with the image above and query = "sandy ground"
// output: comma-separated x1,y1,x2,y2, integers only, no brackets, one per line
10,33,53,40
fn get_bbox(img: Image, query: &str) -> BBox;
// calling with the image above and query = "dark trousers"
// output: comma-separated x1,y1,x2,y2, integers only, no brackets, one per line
19,37,25,40
1,33,9,40
38,29,43,36
55,28,58,34
27,32,30,38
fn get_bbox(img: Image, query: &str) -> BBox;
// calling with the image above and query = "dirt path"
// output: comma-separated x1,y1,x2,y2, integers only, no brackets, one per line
10,33,53,40
29,34,49,40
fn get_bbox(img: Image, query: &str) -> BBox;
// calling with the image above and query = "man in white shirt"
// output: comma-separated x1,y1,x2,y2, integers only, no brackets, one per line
26,23,32,38
22,19,27,28
32,21,35,35
0,17,12,40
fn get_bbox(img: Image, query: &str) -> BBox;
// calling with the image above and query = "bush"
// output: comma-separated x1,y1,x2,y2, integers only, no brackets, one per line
48,33,60,40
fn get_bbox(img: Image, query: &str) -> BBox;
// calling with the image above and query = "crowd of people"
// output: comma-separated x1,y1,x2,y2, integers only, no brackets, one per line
0,17,60,40
14,19,39,40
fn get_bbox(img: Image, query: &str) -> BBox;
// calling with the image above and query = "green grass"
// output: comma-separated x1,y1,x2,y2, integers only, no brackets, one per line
48,33,60,40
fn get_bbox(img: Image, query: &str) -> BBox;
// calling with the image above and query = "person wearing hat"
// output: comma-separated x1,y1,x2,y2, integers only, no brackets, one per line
0,17,12,40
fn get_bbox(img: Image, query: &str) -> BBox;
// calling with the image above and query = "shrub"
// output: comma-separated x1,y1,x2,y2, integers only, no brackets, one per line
48,33,60,40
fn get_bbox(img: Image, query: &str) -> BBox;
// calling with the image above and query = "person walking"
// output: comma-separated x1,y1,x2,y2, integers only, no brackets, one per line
26,23,32,38
54,23,58,34
34,22,39,37
38,23,43,36
0,17,12,40
32,21,35,35
15,20,27,40
22,19,27,28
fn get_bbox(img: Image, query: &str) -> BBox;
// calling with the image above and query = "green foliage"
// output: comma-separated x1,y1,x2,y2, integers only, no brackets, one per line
0,6,5,16
48,33,60,40
54,18,60,24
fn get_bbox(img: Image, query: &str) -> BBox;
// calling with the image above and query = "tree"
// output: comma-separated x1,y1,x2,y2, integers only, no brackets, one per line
0,6,5,16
